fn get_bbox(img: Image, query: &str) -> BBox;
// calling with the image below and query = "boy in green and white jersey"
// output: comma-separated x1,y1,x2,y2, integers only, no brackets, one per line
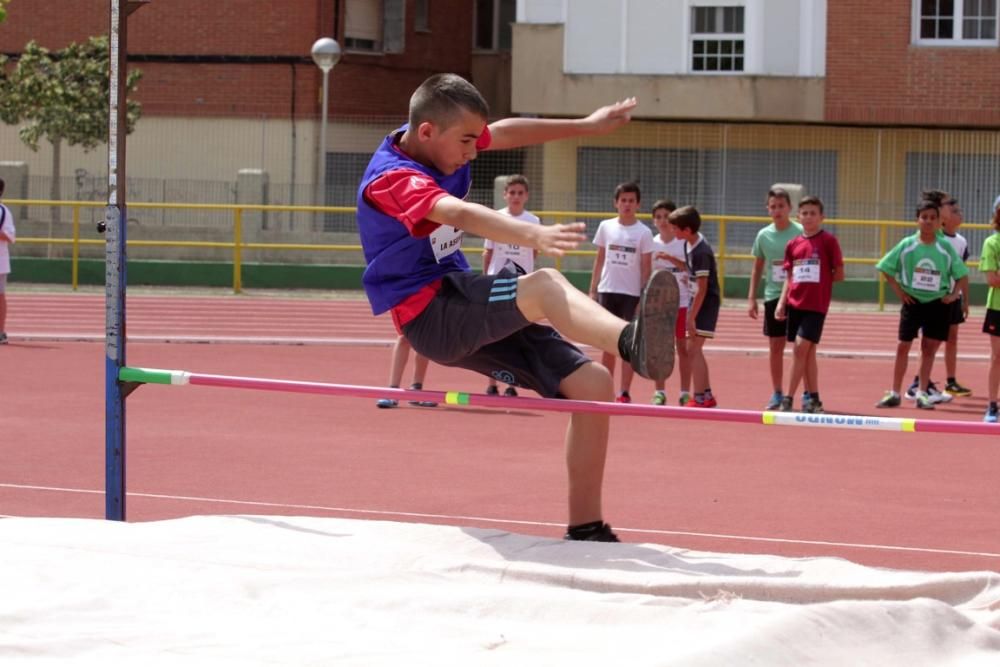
875,200,969,410
977,196,1000,422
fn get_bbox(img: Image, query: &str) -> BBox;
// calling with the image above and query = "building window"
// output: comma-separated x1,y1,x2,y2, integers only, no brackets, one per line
474,0,515,51
344,0,405,53
690,5,745,72
914,0,998,44
415,0,430,32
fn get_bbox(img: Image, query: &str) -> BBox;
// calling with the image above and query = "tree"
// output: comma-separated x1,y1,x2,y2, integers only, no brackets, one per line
0,1,9,23
0,36,142,231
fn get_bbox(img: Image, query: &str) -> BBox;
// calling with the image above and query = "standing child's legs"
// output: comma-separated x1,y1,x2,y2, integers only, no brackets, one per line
0,290,6,340
688,336,710,396
377,335,413,408
918,337,943,397
990,335,1000,403
891,340,913,394
558,362,614,526
945,323,959,381
768,336,786,395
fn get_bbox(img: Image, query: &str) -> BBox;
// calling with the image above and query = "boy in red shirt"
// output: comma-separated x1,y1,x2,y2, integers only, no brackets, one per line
774,196,844,413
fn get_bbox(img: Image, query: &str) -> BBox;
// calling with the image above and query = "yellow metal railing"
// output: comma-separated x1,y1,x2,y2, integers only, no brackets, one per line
7,199,990,310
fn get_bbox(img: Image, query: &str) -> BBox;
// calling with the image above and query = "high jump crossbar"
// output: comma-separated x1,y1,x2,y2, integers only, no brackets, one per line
119,367,1000,436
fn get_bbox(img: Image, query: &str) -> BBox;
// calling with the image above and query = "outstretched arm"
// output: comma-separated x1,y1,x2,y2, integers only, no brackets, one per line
487,98,637,151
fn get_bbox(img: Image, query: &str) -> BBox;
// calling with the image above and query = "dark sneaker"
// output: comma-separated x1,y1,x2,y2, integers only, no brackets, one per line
486,385,500,396
503,386,518,397
876,391,900,408
564,521,620,543
624,269,679,382
803,399,824,414
984,406,998,423
376,398,398,409
652,390,667,406
904,376,920,400
407,382,438,408
0,332,7,345
915,391,935,410
779,395,793,412
945,381,972,397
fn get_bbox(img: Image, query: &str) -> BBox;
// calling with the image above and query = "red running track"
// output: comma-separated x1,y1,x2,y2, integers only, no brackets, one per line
2,291,999,573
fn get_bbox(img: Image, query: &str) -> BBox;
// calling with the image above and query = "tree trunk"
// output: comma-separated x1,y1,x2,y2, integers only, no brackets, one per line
47,137,62,258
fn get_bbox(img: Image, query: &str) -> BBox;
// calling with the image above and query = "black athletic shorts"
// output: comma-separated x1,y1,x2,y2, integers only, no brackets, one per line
785,305,827,344
948,295,965,325
402,269,591,398
693,294,720,338
597,291,640,321
898,298,950,342
982,308,1000,337
763,298,788,338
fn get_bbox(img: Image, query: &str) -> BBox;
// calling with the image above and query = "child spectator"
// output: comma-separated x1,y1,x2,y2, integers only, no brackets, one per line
875,200,969,410
978,196,1000,422
939,196,972,397
748,187,803,409
670,205,720,408
650,199,692,405
588,182,655,403
774,196,844,413
357,73,678,542
375,335,438,409
483,174,539,397
0,177,14,345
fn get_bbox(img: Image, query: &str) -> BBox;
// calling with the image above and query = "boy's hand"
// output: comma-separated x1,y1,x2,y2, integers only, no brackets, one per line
896,289,915,305
747,298,759,319
535,222,586,257
584,98,637,134
774,301,787,321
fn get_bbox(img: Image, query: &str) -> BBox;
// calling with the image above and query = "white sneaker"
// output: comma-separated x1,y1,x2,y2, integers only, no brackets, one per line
926,382,953,404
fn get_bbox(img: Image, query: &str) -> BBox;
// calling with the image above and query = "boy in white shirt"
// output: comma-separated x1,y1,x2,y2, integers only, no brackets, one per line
483,174,540,396
588,182,654,403
0,178,15,345
650,199,692,405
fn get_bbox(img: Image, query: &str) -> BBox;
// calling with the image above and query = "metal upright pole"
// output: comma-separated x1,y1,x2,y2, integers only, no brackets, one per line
105,0,149,521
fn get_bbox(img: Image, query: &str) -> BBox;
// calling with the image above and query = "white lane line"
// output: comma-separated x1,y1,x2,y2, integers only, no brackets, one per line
2,483,997,559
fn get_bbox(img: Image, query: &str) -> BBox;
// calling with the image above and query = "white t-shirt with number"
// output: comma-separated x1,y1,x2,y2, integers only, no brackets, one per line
483,208,540,275
593,217,654,296
0,203,16,275
652,233,692,306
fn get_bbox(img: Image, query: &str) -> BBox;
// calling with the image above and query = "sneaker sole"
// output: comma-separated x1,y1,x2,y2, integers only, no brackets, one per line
631,270,679,382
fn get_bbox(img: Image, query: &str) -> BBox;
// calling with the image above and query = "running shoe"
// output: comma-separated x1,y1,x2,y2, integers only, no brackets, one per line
926,382,953,404
407,382,438,408
904,376,920,400
914,391,935,410
625,270,679,382
375,398,398,409
616,391,632,404
652,390,667,406
944,380,972,397
503,386,518,397
765,391,783,410
564,522,620,542
697,396,718,408
876,391,900,408
678,392,692,407
485,385,500,396
984,406,999,423
0,332,7,345
779,396,794,412
803,399,824,414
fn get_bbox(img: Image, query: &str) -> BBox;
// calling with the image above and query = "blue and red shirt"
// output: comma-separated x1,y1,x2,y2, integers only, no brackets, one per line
357,125,491,330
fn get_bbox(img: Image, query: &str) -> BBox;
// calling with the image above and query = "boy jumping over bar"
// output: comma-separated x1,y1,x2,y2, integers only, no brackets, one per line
356,74,678,543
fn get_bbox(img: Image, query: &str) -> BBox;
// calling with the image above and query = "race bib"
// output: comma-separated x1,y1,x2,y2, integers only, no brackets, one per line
430,225,464,262
912,266,941,292
607,244,638,269
770,260,786,283
793,258,821,283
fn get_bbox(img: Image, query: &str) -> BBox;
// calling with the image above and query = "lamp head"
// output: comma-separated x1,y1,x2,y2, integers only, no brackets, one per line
311,38,341,72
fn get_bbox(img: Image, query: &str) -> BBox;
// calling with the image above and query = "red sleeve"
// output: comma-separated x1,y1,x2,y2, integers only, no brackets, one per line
829,234,844,268
363,168,450,238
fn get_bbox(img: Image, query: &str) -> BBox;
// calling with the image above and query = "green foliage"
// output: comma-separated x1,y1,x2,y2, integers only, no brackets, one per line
0,36,142,152
0,0,8,23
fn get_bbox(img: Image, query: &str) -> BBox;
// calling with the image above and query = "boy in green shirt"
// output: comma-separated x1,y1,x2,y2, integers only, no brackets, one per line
875,200,969,410
747,187,803,409
977,196,1000,422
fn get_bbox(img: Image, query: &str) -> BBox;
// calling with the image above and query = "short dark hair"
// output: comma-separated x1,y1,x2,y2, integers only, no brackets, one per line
767,187,791,206
651,199,676,214
504,174,529,191
942,196,958,207
0,177,5,198
798,195,824,213
668,205,701,233
614,182,641,202
408,73,489,129
916,199,940,217
921,189,948,206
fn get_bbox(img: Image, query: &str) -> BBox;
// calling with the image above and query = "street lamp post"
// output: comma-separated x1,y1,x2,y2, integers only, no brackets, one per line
311,38,341,223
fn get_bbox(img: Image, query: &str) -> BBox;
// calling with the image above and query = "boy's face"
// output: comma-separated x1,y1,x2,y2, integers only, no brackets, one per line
941,201,963,231
503,184,528,214
672,224,694,242
417,108,487,175
615,191,639,218
652,208,674,238
767,196,791,223
917,207,941,235
798,204,824,234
